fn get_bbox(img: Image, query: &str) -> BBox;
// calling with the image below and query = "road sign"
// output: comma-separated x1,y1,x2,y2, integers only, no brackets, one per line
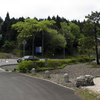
22,39,27,46
36,47,42,53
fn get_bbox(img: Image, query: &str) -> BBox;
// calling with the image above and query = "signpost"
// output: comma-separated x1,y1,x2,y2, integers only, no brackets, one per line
22,39,27,56
36,47,42,53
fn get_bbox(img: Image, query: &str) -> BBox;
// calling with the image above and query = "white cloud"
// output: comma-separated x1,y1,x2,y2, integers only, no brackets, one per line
1,0,100,21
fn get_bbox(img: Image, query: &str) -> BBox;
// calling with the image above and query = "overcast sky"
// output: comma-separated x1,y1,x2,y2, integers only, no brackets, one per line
1,0,100,21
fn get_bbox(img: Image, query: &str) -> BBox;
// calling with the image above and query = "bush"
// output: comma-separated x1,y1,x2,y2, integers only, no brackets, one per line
59,59,74,65
48,60,61,69
17,60,38,71
71,59,77,63
35,61,45,67
77,58,86,62
90,57,95,61
83,57,89,62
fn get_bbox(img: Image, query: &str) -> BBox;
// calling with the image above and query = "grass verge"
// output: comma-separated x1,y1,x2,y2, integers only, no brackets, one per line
75,88,100,100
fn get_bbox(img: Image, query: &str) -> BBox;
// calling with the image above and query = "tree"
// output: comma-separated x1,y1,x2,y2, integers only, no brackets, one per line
78,22,95,63
46,29,66,56
12,18,56,62
2,40,16,52
69,22,81,47
82,21,95,37
78,37,95,63
0,17,3,23
85,11,100,64
0,17,3,29
60,22,75,56
5,12,10,21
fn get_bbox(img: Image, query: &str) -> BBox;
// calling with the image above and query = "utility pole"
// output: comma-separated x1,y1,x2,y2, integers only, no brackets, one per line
42,30,44,56
22,39,27,56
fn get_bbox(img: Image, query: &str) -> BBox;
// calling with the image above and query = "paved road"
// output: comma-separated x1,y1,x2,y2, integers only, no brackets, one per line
1,65,18,71
0,72,83,100
0,59,18,71
0,59,83,100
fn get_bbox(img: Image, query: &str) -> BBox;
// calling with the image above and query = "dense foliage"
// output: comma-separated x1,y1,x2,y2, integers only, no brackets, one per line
17,60,39,71
0,12,100,58
17,57,95,71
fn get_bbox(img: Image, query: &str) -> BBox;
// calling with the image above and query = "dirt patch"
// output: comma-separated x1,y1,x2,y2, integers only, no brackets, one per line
34,63,100,89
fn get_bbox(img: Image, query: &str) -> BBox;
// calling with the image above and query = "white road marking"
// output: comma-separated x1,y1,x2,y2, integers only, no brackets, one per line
0,68,5,71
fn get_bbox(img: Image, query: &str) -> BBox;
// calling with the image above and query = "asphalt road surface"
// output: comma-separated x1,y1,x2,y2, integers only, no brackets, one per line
0,59,83,100
0,71,83,100
1,65,18,71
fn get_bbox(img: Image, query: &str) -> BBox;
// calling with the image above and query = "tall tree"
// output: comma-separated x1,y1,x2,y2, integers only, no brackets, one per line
5,12,10,21
85,11,100,64
46,29,66,56
0,17,3,23
12,18,56,62
60,22,75,56
78,22,95,63
0,17,3,29
69,22,81,47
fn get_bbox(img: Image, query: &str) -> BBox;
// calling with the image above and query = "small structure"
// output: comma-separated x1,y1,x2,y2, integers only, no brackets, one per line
31,68,36,75
45,70,50,78
63,73,69,82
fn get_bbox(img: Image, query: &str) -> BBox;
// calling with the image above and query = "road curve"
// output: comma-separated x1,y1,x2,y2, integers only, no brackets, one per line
0,72,83,100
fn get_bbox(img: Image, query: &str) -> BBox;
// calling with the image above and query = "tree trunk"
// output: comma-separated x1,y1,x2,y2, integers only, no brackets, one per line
32,35,35,63
94,24,99,64
89,53,90,64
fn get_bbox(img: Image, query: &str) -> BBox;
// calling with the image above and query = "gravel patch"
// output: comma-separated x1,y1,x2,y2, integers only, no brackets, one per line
33,63,100,89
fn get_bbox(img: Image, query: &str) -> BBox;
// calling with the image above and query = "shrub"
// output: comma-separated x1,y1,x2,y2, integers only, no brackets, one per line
48,60,61,69
35,61,45,67
83,57,89,62
90,57,95,61
71,59,77,63
77,58,85,62
17,60,38,71
66,59,73,64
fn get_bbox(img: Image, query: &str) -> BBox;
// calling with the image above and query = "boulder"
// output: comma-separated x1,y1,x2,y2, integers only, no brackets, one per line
91,60,97,64
76,75,94,87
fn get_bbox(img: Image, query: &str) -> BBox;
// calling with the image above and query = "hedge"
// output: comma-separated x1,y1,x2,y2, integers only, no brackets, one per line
17,60,38,71
17,57,95,72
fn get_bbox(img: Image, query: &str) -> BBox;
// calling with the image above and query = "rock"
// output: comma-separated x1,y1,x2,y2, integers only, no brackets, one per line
76,75,94,87
63,73,69,82
31,68,36,75
91,60,97,64
45,70,50,78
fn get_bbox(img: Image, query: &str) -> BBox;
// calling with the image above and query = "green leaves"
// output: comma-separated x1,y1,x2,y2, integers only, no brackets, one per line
51,34,67,48
2,40,15,52
85,11,100,22
12,18,56,38
82,22,95,37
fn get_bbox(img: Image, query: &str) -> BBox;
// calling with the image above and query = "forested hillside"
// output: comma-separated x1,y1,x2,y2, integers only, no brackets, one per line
0,12,100,58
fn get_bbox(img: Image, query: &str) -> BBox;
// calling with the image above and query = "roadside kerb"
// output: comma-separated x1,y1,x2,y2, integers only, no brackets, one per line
0,63,18,67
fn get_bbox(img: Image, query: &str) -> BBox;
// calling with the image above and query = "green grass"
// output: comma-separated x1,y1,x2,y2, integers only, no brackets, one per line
0,52,10,58
75,88,100,100
86,64,100,68
5,69,9,71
